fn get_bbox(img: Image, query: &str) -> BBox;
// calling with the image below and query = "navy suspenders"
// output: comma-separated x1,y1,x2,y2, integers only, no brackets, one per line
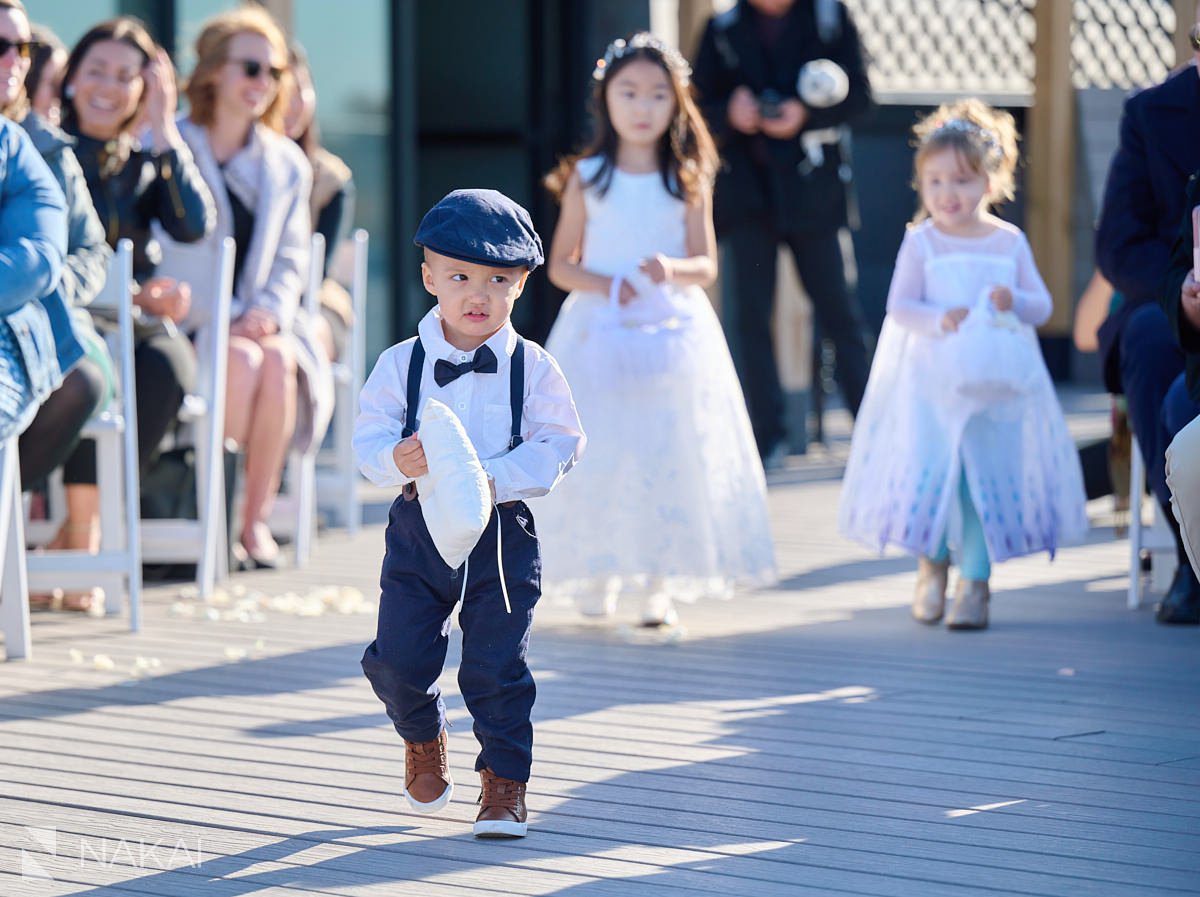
401,336,525,500
401,340,426,440
507,338,524,450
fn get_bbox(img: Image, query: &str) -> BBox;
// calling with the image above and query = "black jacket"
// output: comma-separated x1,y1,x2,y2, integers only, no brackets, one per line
68,129,214,282
1095,66,1200,386
691,0,873,236
1161,173,1200,403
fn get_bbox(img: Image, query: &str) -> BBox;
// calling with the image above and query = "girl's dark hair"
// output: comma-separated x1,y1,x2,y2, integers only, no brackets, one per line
60,17,158,135
545,33,717,205
25,23,66,107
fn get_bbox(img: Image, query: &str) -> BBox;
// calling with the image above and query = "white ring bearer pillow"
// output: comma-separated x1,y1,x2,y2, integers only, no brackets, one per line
416,397,491,569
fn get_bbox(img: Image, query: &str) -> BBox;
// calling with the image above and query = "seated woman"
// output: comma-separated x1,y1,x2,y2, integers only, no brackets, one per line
0,113,68,448
55,17,214,575
0,0,113,611
285,43,354,363
173,6,330,568
25,22,66,126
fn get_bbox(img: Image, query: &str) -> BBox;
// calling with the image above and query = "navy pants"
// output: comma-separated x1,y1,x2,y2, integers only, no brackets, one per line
361,496,541,783
1120,304,1186,510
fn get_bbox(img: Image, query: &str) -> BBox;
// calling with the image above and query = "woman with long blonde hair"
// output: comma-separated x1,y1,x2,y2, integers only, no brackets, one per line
169,6,330,568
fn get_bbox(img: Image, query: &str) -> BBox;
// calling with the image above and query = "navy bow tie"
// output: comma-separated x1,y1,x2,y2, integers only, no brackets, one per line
433,344,499,387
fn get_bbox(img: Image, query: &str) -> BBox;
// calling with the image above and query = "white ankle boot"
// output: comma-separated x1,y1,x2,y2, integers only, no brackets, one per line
946,578,989,630
912,557,950,624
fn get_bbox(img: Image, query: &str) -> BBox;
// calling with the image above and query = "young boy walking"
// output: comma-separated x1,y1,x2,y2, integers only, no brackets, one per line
354,189,585,838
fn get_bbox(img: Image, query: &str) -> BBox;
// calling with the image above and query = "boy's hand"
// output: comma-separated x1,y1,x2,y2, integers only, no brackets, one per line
942,307,970,333
989,286,1014,312
393,435,428,478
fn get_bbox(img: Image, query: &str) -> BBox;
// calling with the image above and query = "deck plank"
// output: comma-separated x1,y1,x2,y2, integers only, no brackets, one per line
2,411,1198,896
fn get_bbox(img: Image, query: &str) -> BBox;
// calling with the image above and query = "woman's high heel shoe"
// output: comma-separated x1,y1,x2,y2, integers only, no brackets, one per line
239,523,282,570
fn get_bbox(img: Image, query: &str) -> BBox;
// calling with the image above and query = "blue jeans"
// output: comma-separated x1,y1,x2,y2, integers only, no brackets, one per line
931,471,991,581
361,496,542,783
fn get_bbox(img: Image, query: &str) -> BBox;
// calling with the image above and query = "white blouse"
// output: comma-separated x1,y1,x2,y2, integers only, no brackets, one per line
354,308,586,504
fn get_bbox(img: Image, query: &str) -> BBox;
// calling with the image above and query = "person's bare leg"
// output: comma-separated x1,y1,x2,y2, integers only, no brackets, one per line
225,336,264,446
240,335,297,559
37,484,103,612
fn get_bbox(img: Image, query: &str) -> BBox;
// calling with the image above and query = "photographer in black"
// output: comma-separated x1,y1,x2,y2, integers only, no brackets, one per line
693,0,873,465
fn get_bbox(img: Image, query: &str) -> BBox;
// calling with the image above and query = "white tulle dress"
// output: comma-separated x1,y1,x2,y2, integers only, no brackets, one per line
839,219,1088,563
537,157,776,611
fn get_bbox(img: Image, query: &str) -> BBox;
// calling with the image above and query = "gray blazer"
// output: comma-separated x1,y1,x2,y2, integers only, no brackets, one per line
166,118,332,453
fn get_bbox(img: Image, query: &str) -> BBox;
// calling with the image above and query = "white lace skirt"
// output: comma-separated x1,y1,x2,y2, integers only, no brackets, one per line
839,317,1088,564
535,286,777,607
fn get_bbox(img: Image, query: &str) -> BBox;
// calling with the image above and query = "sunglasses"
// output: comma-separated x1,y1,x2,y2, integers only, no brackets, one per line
0,38,35,60
230,58,284,82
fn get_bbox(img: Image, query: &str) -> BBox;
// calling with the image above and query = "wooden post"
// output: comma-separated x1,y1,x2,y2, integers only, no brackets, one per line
678,0,716,58
1176,0,1196,67
1027,0,1075,336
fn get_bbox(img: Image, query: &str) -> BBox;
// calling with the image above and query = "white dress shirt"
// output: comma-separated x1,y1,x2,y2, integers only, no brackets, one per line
355,308,586,503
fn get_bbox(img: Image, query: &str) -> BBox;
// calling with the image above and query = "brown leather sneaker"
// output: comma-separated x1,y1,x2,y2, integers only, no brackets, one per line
473,767,528,838
403,730,453,814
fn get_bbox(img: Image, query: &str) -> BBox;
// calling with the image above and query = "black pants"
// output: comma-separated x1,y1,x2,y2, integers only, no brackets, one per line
724,220,870,454
18,358,105,490
63,329,196,484
361,497,541,783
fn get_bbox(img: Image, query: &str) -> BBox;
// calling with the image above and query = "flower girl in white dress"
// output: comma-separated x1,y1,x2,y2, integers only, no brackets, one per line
537,34,776,627
839,99,1087,630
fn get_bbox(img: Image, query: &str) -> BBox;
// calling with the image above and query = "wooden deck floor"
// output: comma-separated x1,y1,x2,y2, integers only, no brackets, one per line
1,400,1198,896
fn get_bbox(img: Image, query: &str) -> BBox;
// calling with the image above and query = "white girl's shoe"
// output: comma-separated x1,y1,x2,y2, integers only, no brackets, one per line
639,592,679,628
946,578,990,630
576,588,618,618
912,557,950,624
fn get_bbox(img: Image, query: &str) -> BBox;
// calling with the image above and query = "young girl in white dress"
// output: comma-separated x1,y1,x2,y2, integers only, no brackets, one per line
537,33,776,627
839,99,1087,630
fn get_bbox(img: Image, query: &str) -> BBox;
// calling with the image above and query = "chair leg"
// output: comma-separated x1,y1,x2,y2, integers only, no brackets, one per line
195,416,217,600
96,430,125,616
335,388,359,534
1128,435,1145,610
295,451,316,568
0,440,31,660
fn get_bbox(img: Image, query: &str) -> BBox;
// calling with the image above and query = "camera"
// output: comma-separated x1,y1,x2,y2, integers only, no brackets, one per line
758,88,784,120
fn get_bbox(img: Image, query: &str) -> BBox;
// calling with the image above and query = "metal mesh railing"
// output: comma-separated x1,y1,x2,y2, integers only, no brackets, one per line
844,0,1177,101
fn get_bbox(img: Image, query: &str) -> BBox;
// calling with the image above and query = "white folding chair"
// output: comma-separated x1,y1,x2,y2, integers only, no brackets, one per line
268,233,326,567
1128,433,1178,609
316,228,368,535
0,436,31,660
26,241,143,629
141,237,235,599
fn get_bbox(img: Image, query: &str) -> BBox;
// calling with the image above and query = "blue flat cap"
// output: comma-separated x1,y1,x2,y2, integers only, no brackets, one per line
414,188,544,270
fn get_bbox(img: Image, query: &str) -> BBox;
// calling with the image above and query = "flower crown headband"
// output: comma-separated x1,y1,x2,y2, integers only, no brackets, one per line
592,33,691,85
927,117,999,154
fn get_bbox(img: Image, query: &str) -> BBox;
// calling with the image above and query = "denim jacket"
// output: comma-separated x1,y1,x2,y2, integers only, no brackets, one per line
20,113,110,372
0,117,69,431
